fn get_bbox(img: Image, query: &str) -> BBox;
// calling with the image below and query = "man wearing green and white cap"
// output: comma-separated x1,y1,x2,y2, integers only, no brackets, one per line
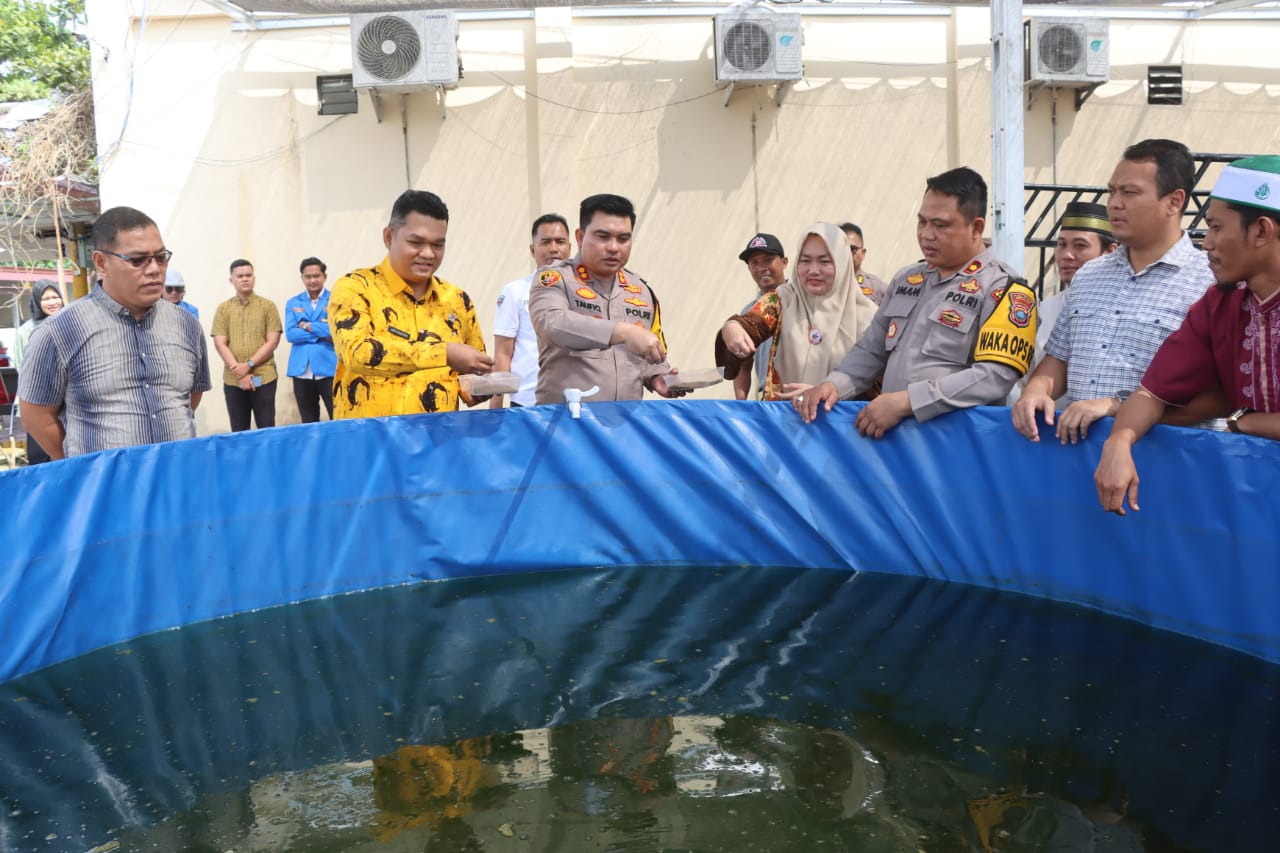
1096,155,1280,515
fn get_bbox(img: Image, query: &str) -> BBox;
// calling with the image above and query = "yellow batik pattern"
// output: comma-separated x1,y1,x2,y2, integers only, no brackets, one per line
330,257,486,418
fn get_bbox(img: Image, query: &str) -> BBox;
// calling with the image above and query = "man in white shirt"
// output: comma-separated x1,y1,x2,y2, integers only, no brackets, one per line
490,214,572,407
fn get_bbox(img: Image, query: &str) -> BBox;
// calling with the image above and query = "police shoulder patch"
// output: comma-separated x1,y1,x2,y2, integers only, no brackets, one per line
974,280,1037,376
538,270,563,287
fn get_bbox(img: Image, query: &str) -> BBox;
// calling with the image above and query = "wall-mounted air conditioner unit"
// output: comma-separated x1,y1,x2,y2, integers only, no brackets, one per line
714,11,804,86
1024,18,1109,87
350,10,460,90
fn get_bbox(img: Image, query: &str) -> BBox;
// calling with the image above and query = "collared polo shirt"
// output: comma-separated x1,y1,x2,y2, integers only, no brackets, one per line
211,292,282,386
17,286,212,457
1045,233,1213,403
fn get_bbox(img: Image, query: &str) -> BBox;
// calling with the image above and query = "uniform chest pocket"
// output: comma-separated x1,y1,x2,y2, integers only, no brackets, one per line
920,306,979,363
881,292,919,353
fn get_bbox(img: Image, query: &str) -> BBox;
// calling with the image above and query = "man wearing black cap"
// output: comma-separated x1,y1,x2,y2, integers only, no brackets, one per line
733,232,788,399
1017,201,1116,392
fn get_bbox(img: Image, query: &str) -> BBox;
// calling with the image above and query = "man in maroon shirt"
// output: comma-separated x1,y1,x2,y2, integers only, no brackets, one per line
1096,155,1280,515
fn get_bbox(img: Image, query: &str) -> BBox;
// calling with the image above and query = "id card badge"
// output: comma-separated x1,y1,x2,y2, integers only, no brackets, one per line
252,375,263,388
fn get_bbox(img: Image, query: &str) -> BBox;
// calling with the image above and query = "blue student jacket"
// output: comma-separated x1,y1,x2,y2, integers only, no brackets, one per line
284,289,337,378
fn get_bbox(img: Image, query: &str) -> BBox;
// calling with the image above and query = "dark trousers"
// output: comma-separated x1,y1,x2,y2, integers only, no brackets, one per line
25,433,51,465
292,376,334,423
224,380,277,432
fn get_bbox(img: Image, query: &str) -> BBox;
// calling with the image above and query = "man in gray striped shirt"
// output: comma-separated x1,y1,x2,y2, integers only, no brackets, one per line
18,207,211,460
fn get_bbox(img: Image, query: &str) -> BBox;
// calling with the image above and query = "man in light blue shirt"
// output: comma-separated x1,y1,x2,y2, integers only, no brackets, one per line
284,256,336,422
1012,139,1216,444
161,269,200,318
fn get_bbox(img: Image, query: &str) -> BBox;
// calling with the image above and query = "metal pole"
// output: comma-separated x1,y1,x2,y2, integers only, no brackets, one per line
991,0,1025,274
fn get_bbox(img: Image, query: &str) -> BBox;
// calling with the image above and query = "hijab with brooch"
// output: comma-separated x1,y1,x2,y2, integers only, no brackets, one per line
774,222,878,389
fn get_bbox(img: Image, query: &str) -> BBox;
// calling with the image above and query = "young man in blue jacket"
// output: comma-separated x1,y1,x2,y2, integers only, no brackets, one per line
285,257,336,422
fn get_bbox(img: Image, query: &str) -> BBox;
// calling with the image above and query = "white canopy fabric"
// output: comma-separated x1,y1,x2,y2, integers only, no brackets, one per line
222,1,1270,13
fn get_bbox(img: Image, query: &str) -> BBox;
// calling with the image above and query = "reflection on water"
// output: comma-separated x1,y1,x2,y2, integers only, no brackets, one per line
1,566,1276,851
105,714,1176,851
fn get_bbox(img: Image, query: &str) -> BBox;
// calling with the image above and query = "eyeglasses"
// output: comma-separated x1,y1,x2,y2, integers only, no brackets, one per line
164,286,185,293
103,250,174,268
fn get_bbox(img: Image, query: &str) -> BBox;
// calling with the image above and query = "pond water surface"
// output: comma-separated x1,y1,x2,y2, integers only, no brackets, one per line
0,566,1276,852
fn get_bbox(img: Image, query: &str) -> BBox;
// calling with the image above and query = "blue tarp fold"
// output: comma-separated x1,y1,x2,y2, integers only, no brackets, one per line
2,400,1278,681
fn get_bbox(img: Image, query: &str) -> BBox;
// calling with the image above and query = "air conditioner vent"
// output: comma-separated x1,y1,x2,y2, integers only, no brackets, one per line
713,11,803,85
356,15,422,82
350,10,460,90
1024,18,1109,87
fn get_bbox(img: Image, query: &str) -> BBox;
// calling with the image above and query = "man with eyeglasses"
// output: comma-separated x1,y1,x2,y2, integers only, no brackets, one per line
17,206,210,459
161,269,200,318
212,258,283,431
840,222,888,305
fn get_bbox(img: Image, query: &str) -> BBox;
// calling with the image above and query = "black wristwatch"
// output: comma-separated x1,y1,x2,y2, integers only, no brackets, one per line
1227,407,1254,433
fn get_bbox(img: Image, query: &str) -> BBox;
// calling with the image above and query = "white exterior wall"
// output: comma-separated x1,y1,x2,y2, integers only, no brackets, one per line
86,1,1280,431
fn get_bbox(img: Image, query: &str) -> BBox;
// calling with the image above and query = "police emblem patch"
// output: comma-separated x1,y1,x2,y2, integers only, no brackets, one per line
1007,292,1034,328
989,287,1006,303
906,273,925,285
538,270,563,287
576,286,598,300
938,309,963,329
958,279,980,293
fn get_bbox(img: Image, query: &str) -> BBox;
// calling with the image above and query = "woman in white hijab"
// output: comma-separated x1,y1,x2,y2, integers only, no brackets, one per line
716,222,878,401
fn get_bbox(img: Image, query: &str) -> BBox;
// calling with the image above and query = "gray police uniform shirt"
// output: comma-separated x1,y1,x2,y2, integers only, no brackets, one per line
857,271,889,305
528,256,670,404
825,247,1030,422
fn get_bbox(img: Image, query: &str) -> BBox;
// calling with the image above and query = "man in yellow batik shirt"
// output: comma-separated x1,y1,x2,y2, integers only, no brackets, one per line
330,190,494,418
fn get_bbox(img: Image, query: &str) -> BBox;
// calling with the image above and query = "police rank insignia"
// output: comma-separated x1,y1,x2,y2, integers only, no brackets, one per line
809,328,824,345
1007,291,1034,328
576,286,598,300
620,284,643,294
575,265,590,283
861,287,874,296
538,270,563,287
958,279,980,293
617,271,629,285
964,259,984,274
906,273,925,285
938,309,963,329
623,297,649,307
